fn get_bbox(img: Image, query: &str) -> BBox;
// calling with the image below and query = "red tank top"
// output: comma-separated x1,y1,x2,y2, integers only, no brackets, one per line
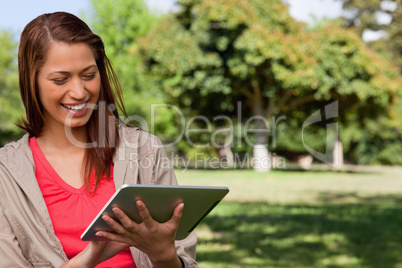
29,137,136,267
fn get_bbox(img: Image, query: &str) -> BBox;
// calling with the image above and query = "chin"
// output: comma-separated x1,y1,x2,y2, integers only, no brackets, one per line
64,119,90,129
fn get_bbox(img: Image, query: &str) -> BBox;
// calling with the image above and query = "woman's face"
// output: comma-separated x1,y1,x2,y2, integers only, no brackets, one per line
37,42,101,131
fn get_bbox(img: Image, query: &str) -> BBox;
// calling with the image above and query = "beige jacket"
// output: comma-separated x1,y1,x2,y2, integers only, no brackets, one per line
0,127,198,268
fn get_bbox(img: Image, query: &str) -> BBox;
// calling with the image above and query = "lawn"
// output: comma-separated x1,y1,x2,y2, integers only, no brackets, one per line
175,167,402,268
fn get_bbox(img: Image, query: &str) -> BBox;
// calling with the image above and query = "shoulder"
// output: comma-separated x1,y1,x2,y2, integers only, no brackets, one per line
0,134,30,167
118,126,165,156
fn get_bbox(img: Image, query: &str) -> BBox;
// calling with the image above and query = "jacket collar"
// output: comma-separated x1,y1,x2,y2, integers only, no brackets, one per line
113,126,140,189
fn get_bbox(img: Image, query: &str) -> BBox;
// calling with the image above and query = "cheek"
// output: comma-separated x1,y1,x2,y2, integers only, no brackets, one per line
89,76,101,98
37,80,59,106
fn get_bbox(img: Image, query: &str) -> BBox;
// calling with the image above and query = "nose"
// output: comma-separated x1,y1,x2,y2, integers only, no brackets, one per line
68,77,86,100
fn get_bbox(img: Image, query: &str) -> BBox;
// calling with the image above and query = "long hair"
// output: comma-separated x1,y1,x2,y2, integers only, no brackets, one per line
18,12,129,193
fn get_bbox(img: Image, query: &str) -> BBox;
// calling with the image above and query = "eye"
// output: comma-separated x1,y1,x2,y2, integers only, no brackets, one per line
53,78,67,85
83,73,96,80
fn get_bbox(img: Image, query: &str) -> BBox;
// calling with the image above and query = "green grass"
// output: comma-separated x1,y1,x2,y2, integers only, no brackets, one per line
176,168,402,268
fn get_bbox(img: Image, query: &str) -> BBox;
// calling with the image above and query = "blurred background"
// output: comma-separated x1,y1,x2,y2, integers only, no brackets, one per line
1,0,401,267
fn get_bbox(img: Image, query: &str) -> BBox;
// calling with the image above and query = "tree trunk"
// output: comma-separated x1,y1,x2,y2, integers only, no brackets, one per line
333,140,344,169
251,85,270,172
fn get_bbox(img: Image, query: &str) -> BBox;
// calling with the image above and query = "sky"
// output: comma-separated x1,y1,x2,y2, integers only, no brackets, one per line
1,0,389,42
0,0,344,34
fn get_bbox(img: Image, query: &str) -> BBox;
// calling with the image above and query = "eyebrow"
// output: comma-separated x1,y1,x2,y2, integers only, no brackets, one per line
48,64,98,75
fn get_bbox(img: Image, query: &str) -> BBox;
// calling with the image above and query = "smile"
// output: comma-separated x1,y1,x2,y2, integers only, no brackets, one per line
61,102,87,111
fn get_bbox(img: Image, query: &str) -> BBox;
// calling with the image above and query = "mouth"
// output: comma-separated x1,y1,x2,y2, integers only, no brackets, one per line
61,102,88,112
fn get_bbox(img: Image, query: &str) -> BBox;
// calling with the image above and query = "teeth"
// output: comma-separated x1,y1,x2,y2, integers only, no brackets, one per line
62,103,86,111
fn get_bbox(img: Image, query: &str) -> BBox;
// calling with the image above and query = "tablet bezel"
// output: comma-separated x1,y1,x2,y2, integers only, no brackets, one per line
81,184,229,241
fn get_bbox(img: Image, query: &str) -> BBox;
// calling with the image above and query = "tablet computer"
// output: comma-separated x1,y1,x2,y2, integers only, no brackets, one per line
81,184,229,241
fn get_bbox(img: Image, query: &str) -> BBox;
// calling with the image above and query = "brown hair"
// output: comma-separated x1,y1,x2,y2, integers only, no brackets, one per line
18,12,129,193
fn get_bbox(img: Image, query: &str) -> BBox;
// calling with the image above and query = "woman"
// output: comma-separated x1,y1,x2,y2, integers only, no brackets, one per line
0,12,197,268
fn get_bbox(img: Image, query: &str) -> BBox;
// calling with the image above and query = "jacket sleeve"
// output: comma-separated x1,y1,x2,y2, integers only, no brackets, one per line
0,200,33,267
0,160,32,267
136,133,198,267
151,135,179,186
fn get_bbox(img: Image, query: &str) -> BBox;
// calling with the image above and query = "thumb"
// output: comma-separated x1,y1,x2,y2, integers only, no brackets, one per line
89,241,107,255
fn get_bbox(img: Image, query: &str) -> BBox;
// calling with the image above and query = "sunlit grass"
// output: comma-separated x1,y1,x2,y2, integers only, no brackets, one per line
176,167,402,267
176,168,402,204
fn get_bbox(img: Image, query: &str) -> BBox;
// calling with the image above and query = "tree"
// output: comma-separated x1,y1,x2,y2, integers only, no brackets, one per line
0,30,24,146
340,0,402,72
88,0,185,145
89,0,156,93
339,0,402,164
139,0,401,168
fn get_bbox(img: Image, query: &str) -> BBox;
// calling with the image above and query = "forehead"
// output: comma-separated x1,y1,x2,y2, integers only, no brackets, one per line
40,42,97,73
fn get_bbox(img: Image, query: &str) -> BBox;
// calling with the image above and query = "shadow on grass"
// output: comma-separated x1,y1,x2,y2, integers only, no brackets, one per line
196,200,402,267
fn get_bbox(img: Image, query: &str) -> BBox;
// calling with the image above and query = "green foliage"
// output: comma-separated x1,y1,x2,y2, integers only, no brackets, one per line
140,0,306,120
339,0,402,164
139,0,401,163
89,0,154,106
89,0,157,114
88,0,182,141
341,0,402,72
0,31,24,145
351,91,402,165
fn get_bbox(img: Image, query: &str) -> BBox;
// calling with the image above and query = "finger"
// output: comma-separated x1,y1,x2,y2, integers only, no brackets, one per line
136,200,155,228
89,240,107,253
102,214,127,235
168,203,184,227
95,230,126,244
111,207,137,231
87,241,107,262
98,241,131,263
136,200,151,221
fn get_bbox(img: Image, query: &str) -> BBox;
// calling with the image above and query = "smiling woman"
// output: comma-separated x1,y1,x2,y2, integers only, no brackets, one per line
17,12,121,194
37,42,101,130
0,12,197,268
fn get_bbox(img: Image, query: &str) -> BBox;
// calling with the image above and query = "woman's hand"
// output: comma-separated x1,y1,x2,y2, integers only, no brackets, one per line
96,240,131,263
95,200,184,268
60,240,106,268
60,239,130,268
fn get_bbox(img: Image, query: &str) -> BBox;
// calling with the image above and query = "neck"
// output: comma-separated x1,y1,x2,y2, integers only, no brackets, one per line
37,124,88,152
